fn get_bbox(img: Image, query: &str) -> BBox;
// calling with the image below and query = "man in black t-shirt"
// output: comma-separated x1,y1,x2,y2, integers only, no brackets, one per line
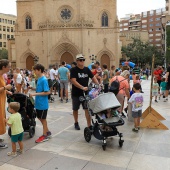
165,63,170,101
70,54,98,130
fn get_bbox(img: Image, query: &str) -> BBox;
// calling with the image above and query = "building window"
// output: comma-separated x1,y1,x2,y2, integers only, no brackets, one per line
7,35,10,39
124,28,128,30
11,35,14,39
149,29,153,32
0,42,2,47
156,33,161,36
149,24,154,27
3,34,6,40
3,26,6,31
3,42,6,48
149,18,153,22
7,27,10,32
0,18,1,22
156,17,161,21
155,23,161,26
155,28,161,31
0,26,1,31
11,27,13,32
142,25,147,28
25,16,32,29
13,21,15,25
101,12,108,27
123,23,128,26
0,34,2,39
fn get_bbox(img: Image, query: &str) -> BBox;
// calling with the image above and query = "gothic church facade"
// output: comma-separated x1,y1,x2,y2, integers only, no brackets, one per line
9,0,121,69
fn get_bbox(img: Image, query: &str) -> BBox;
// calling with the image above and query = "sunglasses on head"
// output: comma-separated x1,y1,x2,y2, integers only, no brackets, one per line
77,59,85,62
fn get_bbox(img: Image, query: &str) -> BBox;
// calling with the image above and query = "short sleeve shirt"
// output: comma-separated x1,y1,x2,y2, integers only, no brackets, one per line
70,66,94,97
110,76,129,95
129,93,143,112
49,69,56,80
7,113,24,135
58,67,69,80
154,69,163,81
35,76,49,110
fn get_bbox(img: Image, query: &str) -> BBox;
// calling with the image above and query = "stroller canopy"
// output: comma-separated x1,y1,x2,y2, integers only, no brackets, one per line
88,92,121,113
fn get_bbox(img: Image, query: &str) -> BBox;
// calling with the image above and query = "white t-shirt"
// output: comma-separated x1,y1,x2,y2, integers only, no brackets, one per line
49,68,56,80
16,73,22,84
129,93,143,112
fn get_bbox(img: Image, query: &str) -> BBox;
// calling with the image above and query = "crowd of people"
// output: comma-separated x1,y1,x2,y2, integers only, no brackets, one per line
0,56,170,157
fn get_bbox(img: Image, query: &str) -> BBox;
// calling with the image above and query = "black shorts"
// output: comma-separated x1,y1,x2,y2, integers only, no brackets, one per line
72,96,88,111
166,84,170,90
36,109,48,119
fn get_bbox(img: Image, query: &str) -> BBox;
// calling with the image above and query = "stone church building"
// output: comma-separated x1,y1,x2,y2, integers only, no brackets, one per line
8,0,121,70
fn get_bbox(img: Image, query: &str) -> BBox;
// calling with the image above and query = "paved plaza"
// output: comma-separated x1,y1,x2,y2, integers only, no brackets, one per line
1,79,170,170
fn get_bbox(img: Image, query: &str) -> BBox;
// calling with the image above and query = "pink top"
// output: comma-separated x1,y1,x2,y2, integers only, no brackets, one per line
110,76,129,95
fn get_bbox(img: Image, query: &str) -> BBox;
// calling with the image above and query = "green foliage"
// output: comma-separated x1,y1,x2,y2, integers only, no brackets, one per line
0,49,8,59
121,38,163,67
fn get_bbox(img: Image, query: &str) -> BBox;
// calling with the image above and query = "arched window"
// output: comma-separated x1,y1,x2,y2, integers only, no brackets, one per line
102,12,108,27
25,16,32,29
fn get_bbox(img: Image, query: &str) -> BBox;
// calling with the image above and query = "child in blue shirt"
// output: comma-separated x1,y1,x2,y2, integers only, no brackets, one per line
159,78,167,101
30,64,51,143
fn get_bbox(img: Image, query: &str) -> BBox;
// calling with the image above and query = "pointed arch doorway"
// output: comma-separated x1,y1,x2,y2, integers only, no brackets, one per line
26,55,34,70
101,54,110,69
60,52,74,65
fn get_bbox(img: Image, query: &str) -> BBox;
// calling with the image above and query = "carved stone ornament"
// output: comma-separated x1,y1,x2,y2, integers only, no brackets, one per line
27,39,30,46
38,19,94,30
103,38,107,45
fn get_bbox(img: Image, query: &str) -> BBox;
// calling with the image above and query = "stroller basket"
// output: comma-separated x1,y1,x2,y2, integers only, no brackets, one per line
88,92,121,114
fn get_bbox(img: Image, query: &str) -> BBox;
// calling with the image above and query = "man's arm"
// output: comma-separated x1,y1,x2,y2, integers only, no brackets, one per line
166,72,169,82
71,78,87,91
92,76,99,84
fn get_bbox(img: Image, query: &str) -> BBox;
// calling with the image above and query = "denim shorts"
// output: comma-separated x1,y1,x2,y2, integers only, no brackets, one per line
11,132,24,143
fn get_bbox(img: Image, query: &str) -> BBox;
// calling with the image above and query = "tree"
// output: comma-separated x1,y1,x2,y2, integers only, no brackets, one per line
121,38,163,67
166,25,170,64
0,49,8,59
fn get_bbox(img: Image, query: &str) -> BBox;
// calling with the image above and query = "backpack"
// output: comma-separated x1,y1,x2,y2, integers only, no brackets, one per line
109,77,126,96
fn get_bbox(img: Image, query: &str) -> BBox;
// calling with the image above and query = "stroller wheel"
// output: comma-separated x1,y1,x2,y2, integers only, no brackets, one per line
29,126,35,138
8,127,11,137
102,144,106,151
119,139,124,147
84,127,91,142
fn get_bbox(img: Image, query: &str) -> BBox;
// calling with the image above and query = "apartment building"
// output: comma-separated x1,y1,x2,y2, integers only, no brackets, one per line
120,8,166,49
0,13,16,50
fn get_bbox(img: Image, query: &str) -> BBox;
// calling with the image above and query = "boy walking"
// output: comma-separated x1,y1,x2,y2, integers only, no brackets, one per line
4,102,23,156
30,64,51,143
128,83,144,133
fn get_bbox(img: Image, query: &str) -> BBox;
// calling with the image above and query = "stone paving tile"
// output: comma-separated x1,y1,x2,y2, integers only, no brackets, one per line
7,150,55,170
91,148,133,168
135,141,170,158
59,142,100,161
39,156,88,170
0,164,29,170
32,137,72,154
128,153,170,170
82,162,126,170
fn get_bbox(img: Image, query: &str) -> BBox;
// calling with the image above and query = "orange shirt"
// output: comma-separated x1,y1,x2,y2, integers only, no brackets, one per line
110,76,129,95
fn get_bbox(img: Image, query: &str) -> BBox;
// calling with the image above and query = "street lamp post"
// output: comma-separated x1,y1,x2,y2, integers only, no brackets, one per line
33,56,39,65
89,54,97,63
164,21,170,69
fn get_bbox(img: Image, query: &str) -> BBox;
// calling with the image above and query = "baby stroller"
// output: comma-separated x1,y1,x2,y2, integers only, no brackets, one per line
7,93,36,138
81,90,124,151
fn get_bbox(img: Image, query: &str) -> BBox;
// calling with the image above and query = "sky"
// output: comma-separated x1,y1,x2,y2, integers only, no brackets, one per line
0,0,166,18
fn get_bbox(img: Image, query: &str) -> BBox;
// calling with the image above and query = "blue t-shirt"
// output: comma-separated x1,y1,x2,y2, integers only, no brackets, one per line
160,81,167,91
35,76,49,110
58,67,69,80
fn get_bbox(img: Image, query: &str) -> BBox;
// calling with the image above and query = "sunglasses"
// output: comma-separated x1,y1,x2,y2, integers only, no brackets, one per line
77,59,85,62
